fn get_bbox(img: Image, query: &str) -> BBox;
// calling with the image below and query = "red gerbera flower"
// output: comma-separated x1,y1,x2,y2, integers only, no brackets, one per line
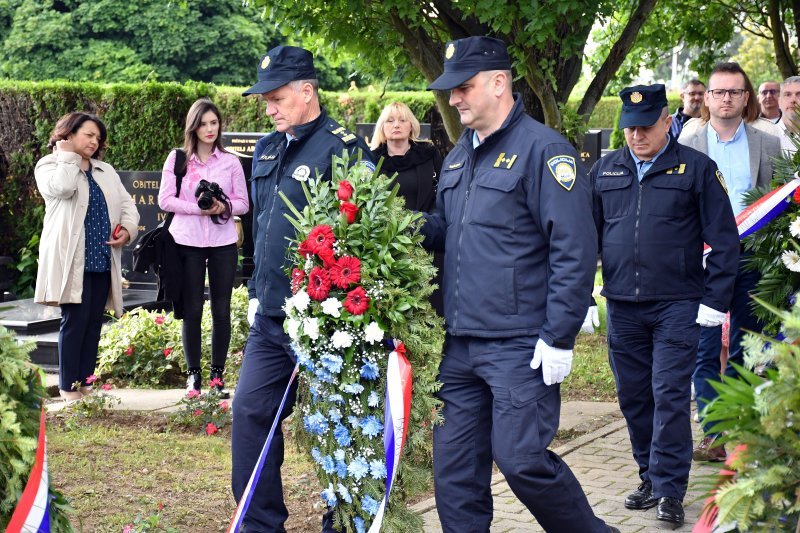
307,266,332,301
343,286,370,315
291,268,306,294
317,246,337,268
298,239,315,258
307,225,336,252
329,256,361,289
339,201,359,224
794,187,800,204
337,180,354,201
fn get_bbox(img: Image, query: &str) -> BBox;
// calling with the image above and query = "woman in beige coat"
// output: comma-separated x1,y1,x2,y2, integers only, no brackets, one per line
34,112,139,401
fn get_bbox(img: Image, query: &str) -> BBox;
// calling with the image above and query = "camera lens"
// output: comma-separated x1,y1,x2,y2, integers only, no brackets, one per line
197,193,213,210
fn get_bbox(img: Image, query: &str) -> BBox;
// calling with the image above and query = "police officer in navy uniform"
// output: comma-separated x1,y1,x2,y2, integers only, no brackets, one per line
233,45,373,532
591,84,739,527
422,36,615,533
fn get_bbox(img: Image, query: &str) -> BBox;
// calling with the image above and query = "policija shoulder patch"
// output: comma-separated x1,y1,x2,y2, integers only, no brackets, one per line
716,169,728,194
547,155,577,191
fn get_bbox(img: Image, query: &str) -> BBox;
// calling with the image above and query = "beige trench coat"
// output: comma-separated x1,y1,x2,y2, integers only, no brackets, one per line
34,151,139,317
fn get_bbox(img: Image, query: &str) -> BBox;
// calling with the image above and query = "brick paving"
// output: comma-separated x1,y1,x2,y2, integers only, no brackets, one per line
410,416,719,532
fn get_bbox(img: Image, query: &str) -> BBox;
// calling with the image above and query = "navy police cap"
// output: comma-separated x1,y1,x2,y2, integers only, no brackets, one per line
242,45,317,96
618,84,669,128
428,36,512,91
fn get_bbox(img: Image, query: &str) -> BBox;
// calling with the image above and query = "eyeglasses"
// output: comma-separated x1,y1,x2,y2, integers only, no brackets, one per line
707,89,746,99
760,89,778,96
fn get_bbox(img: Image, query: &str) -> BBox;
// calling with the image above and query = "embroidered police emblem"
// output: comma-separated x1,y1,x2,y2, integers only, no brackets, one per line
445,43,455,60
292,165,311,182
261,56,270,70
547,155,577,191
358,160,376,173
715,169,728,194
630,91,643,104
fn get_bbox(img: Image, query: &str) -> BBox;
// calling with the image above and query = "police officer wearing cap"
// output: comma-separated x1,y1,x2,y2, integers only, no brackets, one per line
422,36,614,533
233,45,373,532
590,84,739,526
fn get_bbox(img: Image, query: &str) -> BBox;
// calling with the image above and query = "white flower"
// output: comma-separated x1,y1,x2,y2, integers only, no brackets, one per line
286,317,301,340
303,317,320,340
781,250,800,272
364,321,384,344
791,216,800,238
321,297,342,318
331,330,353,349
283,297,295,315
292,291,311,313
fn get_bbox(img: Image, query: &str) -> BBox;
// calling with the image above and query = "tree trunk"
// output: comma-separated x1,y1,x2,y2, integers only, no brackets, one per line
577,0,659,122
768,0,797,78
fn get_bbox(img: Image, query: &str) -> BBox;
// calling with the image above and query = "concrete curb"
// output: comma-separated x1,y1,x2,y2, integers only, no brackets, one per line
408,416,629,515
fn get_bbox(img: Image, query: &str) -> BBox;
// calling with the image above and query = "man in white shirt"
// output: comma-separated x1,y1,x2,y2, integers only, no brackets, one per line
778,76,800,156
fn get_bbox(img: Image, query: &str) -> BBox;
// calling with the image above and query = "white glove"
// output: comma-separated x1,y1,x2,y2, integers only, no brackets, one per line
696,304,726,327
530,338,574,386
580,305,599,334
247,298,259,326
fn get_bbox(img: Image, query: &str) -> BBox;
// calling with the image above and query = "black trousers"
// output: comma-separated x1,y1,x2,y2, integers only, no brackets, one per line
58,271,111,390
177,243,237,369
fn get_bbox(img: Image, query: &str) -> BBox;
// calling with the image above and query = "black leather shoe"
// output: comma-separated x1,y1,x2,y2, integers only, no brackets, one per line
656,497,684,525
209,368,230,399
624,480,657,510
186,370,202,395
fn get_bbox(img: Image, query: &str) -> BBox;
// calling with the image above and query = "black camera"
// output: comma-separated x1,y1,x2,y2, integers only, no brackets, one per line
195,179,223,210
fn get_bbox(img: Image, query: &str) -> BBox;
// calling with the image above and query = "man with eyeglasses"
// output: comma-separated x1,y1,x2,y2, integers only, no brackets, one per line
758,81,782,123
678,62,780,463
670,79,705,138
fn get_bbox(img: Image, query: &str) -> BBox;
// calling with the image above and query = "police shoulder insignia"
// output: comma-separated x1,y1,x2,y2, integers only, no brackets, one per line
328,123,358,145
547,155,577,191
715,169,728,194
446,161,464,170
357,160,376,173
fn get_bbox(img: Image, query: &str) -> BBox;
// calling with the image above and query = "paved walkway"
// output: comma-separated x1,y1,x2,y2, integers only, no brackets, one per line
44,373,718,531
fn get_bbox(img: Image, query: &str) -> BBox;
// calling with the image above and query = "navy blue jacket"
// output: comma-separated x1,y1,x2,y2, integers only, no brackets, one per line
590,138,739,312
422,96,597,349
247,108,373,317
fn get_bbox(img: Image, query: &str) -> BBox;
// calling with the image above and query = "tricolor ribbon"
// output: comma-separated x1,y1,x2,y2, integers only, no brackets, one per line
227,363,299,533
368,341,413,533
7,407,51,533
704,177,800,257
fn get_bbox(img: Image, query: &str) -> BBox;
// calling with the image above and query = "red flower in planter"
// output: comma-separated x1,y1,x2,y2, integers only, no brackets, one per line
339,201,359,224
209,377,224,388
125,345,134,356
163,347,173,357
337,180,354,201
205,422,218,435
307,225,336,252
307,266,332,301
330,256,361,289
86,374,98,384
101,383,113,391
291,268,306,294
154,315,165,325
219,401,229,412
344,286,370,315
187,389,201,399
193,409,203,417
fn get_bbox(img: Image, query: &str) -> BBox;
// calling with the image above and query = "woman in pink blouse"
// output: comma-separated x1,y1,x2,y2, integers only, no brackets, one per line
158,98,248,397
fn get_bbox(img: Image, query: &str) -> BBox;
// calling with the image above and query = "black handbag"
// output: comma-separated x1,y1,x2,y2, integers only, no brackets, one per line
131,149,187,315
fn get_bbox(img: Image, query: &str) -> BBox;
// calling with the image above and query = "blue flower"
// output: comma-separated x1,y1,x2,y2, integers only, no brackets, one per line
321,455,336,474
347,456,370,480
294,345,313,370
314,366,336,384
348,415,360,428
335,460,348,478
303,411,328,435
360,361,379,380
368,390,380,407
359,415,384,438
329,393,345,404
361,494,380,516
321,484,337,507
334,424,352,447
343,382,365,395
320,352,344,374
309,383,321,403
337,483,352,504
310,447,322,464
369,459,386,479
328,407,342,423
334,449,346,461
354,517,365,533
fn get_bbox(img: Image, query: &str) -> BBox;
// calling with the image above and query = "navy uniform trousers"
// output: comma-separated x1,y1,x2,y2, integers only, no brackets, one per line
433,334,608,533
231,313,337,533
606,298,700,501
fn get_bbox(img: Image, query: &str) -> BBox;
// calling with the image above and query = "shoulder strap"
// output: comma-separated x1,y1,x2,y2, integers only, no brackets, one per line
174,149,187,196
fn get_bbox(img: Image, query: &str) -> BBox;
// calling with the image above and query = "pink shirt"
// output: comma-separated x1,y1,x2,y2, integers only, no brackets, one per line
158,148,249,248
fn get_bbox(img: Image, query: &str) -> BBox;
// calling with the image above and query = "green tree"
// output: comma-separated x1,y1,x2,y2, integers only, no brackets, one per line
733,31,784,86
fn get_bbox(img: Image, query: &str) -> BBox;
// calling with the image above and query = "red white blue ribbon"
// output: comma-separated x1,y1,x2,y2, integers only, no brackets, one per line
704,177,800,257
368,341,413,533
7,407,50,533
227,363,299,533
